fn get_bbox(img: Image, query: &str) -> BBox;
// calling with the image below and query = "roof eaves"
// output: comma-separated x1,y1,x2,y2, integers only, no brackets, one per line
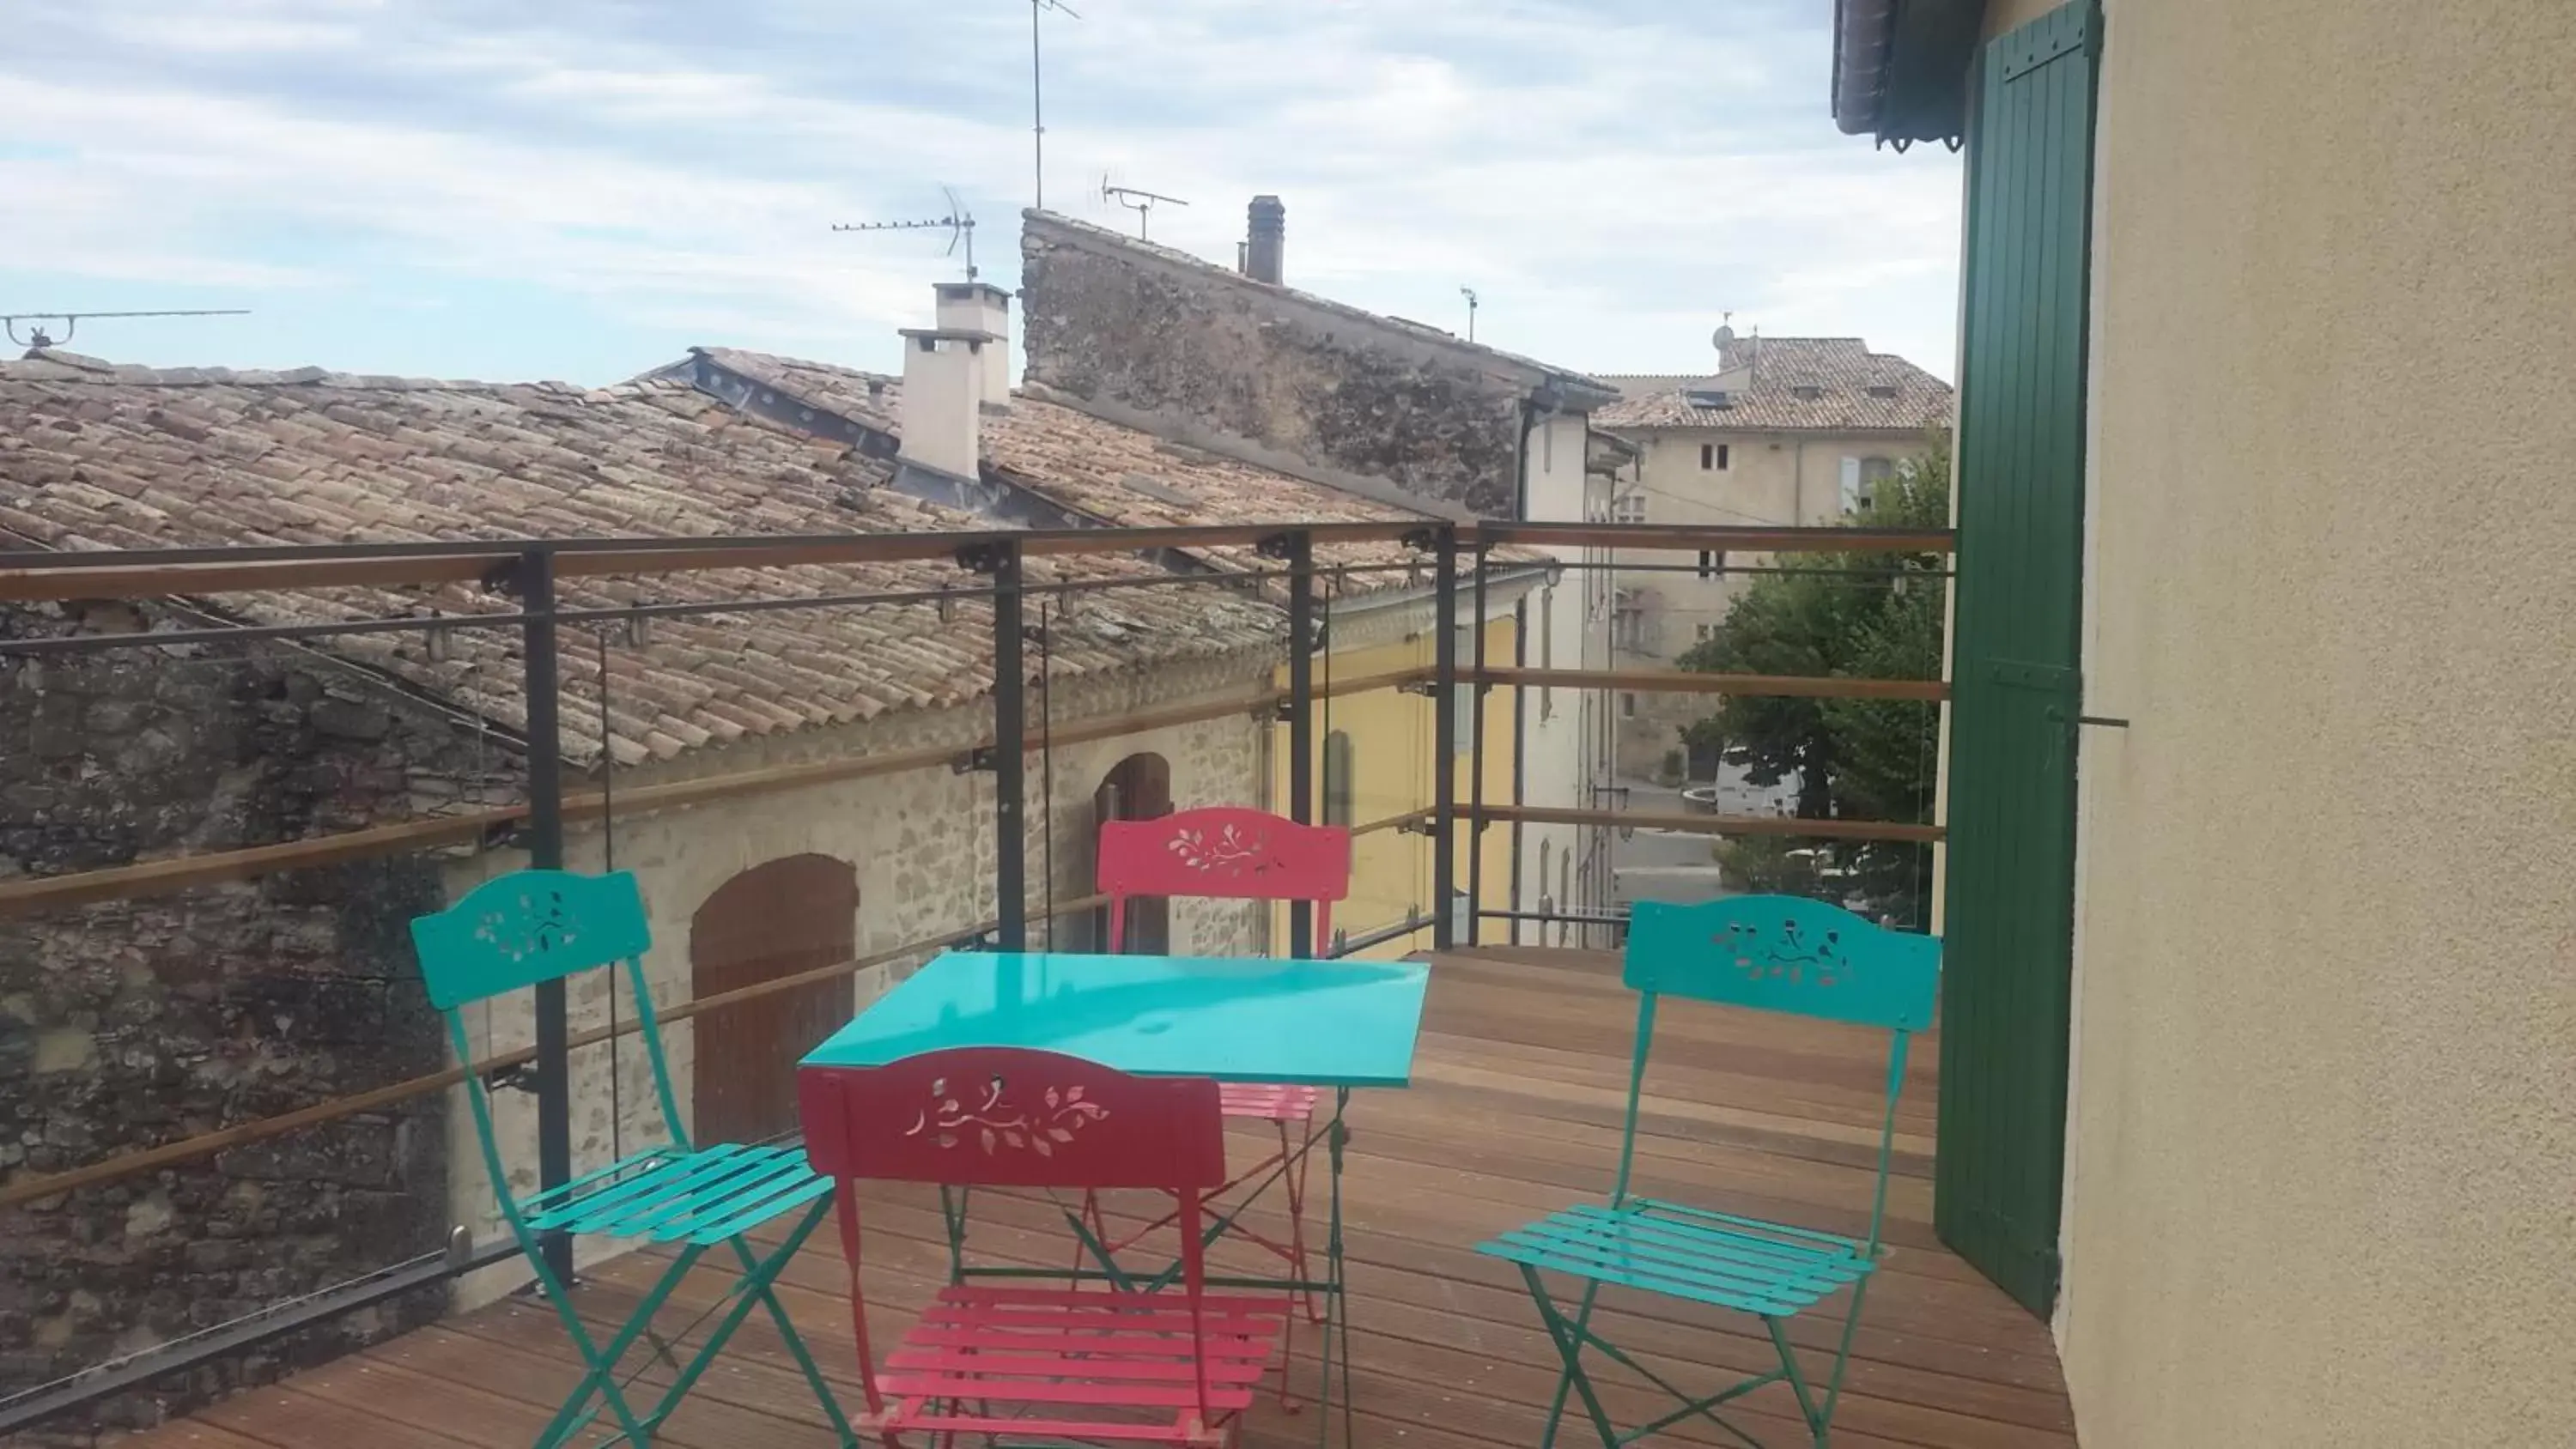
1832,0,1988,149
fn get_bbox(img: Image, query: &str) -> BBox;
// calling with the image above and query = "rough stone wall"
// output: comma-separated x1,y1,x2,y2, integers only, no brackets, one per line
0,602,519,1444
1019,214,1534,518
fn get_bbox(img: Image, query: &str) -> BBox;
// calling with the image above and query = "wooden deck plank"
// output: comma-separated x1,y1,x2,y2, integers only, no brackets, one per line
101,946,2073,1449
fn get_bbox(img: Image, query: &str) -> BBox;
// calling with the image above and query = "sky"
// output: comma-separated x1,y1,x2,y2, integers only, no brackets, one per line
0,0,1965,387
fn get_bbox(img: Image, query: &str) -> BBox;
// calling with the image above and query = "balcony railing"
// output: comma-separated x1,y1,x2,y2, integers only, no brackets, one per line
0,517,1957,1438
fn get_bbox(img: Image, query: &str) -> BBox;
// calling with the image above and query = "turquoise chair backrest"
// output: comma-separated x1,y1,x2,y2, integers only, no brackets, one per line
413,869,691,1186
1624,896,1939,1033
412,868,654,1010
1610,895,1940,1249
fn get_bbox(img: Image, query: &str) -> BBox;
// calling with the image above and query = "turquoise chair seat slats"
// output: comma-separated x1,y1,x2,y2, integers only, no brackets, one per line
519,1141,831,1245
1481,1198,1872,1319
1475,895,1940,1448
412,869,856,1449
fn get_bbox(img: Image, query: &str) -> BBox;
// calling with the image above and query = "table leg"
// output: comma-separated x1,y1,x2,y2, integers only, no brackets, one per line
1317,1085,1356,1447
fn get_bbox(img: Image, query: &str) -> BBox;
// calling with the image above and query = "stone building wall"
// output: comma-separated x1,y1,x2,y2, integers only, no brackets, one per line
0,602,520,1444
1020,211,1571,519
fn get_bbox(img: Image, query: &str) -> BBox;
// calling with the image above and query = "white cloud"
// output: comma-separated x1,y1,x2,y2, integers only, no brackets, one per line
0,0,1963,381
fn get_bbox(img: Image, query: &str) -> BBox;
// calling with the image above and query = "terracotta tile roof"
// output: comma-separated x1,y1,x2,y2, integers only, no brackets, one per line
671,349,1534,595
1595,338,1953,433
0,350,1285,766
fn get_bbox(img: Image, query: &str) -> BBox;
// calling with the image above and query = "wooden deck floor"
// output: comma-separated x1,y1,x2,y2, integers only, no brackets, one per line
116,947,2075,1449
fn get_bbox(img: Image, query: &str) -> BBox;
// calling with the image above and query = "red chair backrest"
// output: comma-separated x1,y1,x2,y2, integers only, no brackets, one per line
1097,806,1352,955
799,1046,1226,1191
800,1048,1232,1426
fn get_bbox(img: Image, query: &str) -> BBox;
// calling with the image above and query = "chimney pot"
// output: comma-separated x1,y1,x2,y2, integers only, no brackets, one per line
896,326,991,479
1245,195,1285,285
933,281,1013,408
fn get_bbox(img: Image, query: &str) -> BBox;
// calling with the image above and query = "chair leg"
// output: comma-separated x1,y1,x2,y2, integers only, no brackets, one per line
1521,1266,1619,1449
527,1240,696,1449
1534,1276,1606,1449
720,1197,860,1448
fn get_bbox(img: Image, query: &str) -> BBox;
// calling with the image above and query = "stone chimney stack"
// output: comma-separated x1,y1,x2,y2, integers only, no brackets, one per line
1244,195,1285,285
896,325,993,479
933,281,1013,409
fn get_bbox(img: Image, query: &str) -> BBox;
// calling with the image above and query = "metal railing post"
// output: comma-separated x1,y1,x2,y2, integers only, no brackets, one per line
1282,530,1317,959
516,545,573,1283
1467,543,1489,945
988,539,1028,953
1431,525,1459,950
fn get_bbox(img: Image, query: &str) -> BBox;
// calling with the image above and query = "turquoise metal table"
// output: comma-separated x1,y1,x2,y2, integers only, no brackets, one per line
802,949,1431,1445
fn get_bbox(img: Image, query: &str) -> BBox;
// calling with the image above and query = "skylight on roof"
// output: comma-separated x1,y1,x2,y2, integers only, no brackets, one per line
1684,388,1733,409
1120,472,1197,506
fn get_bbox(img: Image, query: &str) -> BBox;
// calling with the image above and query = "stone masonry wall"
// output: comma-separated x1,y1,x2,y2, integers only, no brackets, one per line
0,602,519,1444
1019,212,1538,518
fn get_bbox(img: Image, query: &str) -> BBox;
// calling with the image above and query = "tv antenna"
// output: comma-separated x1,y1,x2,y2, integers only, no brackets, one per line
1030,0,1081,210
834,187,978,282
1100,178,1188,240
4,308,249,353
1459,287,1479,343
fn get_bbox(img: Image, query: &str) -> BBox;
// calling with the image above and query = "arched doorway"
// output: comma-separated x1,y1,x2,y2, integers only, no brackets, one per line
1092,752,1171,953
690,854,858,1145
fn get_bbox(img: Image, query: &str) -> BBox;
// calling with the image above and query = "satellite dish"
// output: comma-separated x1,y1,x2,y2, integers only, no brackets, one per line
1713,323,1736,349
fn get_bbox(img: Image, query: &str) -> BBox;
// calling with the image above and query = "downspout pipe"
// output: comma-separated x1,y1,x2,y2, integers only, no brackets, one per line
1510,593,1529,945
1509,383,1561,944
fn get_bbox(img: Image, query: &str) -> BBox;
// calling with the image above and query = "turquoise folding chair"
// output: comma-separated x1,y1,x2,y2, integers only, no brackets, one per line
413,869,856,1449
1476,895,1939,1447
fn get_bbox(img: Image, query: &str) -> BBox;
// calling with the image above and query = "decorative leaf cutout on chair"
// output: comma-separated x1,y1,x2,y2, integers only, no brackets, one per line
902,1074,1114,1156
1714,917,1849,989
1166,823,1282,878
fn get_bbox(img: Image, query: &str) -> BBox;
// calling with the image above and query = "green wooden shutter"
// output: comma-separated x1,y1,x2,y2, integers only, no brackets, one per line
1937,0,2099,1318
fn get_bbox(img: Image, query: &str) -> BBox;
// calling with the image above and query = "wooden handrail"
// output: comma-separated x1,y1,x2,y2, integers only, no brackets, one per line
1478,803,1943,843
0,668,1437,918
1475,667,1947,701
0,519,1953,603
0,894,1109,1212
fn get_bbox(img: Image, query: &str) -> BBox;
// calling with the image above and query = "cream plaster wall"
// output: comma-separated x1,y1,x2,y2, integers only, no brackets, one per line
1606,427,1918,779
440,658,1270,1308
2055,1,2576,1443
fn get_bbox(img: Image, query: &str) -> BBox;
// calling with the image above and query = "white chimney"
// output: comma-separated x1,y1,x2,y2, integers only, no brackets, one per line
896,326,993,479
933,282,1013,409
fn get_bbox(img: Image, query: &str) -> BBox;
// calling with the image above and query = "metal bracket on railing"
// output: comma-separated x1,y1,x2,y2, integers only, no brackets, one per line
951,746,997,774
484,1061,541,1095
954,540,1010,574
1255,531,1298,561
1397,679,1437,697
1395,816,1437,837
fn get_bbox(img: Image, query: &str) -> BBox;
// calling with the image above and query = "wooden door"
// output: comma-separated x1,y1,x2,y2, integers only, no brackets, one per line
1938,0,2099,1318
1093,753,1171,953
690,854,858,1145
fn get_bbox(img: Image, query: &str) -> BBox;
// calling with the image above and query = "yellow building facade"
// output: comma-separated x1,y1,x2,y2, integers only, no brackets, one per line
1267,612,1520,959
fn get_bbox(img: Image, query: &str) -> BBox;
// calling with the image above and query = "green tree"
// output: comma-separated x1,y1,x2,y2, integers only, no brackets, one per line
1679,433,1949,924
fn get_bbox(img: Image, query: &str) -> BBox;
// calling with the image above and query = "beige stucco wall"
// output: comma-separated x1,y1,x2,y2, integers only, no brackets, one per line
440,658,1269,1307
2056,1,2576,1443
1607,427,1917,778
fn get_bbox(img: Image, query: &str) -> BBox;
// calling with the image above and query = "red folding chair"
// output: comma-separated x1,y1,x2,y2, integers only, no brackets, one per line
1089,807,1351,1392
800,1047,1286,1447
